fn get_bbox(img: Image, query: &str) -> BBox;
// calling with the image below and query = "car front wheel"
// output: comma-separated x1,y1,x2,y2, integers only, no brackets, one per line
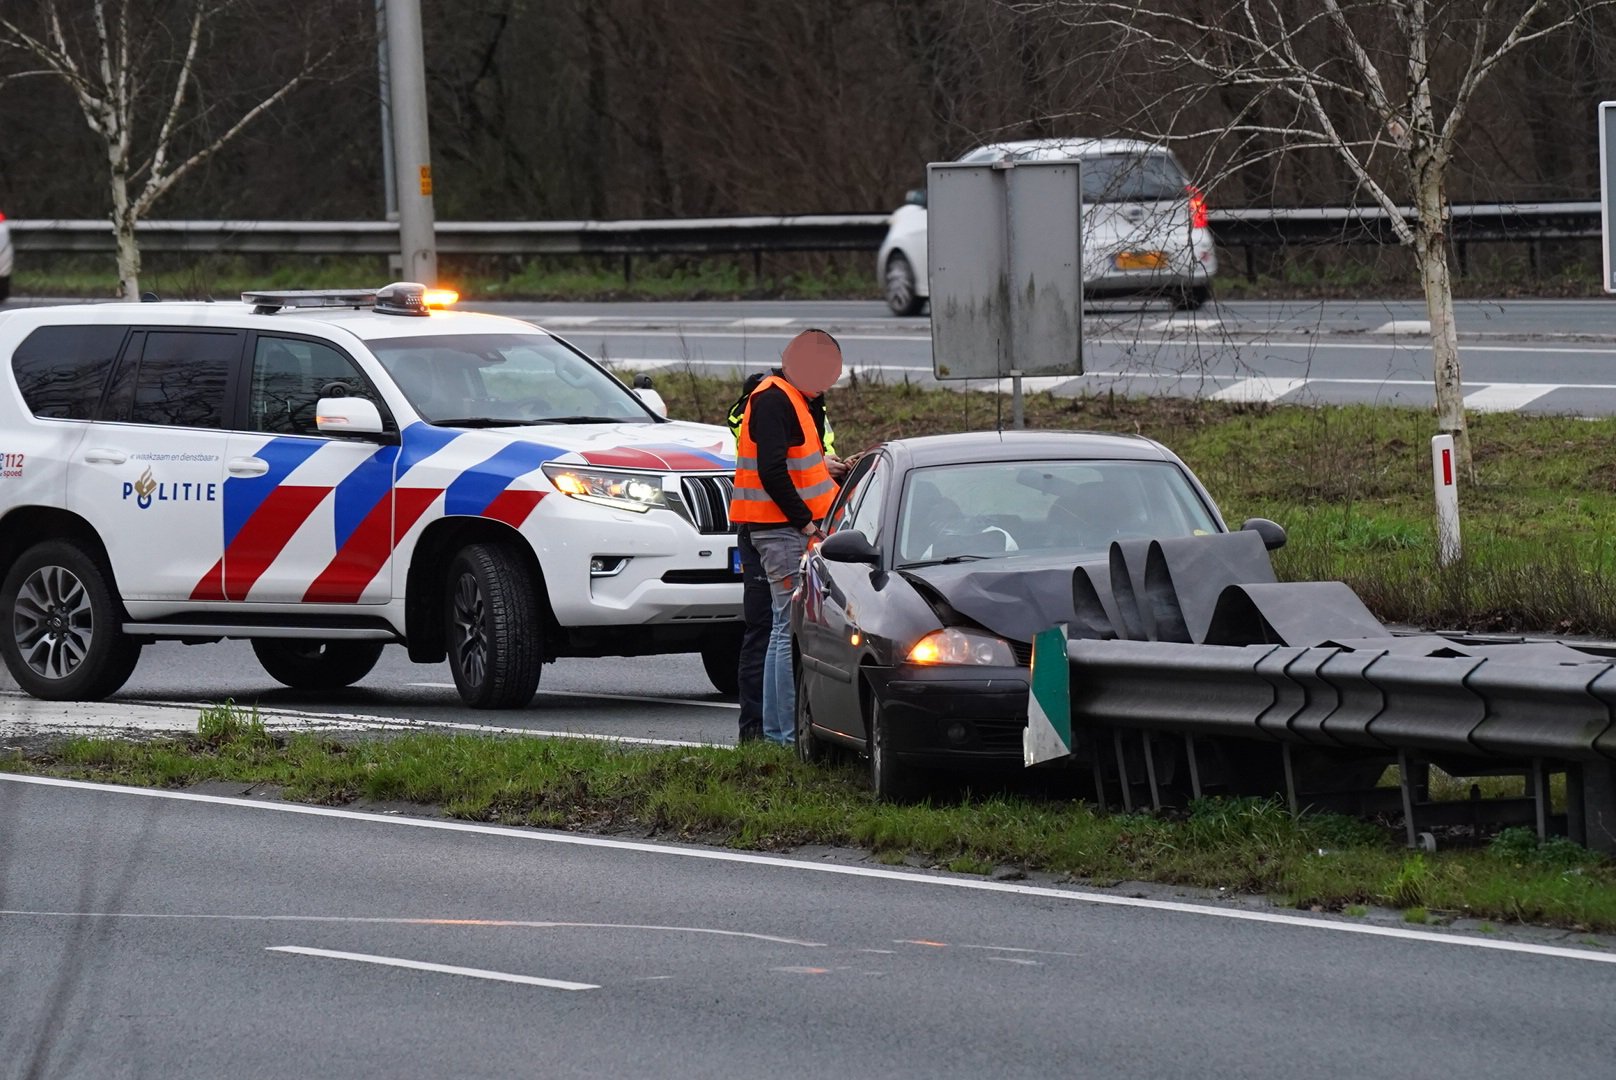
884,253,924,317
0,540,140,701
252,639,384,691
866,696,925,802
445,543,544,709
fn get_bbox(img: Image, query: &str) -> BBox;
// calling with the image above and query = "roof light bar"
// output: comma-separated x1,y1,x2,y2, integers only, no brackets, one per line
240,282,457,317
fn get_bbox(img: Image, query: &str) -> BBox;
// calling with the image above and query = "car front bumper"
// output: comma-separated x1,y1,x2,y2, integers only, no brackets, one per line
865,663,1029,768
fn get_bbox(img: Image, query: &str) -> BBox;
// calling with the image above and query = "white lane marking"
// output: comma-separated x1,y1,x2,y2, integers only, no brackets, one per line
728,317,797,328
266,946,599,990
1463,383,1559,412
0,911,822,946
0,691,722,749
536,316,600,326
410,683,740,711
1148,316,1223,331
957,943,1084,958
987,957,1042,966
1370,319,1432,335
7,774,1613,966
1210,377,1307,403
600,358,679,372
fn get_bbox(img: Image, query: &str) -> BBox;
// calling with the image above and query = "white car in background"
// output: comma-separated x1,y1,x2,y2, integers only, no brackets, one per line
876,138,1218,316
0,210,12,303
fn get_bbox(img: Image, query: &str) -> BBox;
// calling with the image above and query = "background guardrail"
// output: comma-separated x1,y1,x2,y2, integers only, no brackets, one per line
11,202,1602,281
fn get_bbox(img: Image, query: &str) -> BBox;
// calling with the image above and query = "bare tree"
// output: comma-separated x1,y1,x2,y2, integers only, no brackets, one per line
0,1,347,298
1022,0,1615,471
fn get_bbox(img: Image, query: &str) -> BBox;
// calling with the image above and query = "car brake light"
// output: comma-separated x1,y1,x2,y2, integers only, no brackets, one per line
1185,185,1208,229
0,211,7,222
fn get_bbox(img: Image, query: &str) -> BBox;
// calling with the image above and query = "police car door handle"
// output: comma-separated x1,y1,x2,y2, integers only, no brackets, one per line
83,448,128,465
227,456,270,477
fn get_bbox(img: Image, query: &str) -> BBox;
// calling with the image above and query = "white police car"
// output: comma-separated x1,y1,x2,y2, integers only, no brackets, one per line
0,283,743,708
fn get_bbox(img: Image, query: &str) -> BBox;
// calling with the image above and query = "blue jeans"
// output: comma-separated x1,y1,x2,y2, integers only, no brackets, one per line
749,526,809,746
736,527,770,742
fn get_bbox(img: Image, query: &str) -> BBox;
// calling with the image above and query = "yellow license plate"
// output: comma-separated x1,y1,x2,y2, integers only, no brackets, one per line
1114,251,1167,270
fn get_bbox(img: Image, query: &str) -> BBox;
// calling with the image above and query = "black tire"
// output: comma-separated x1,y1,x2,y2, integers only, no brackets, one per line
444,543,544,709
867,696,925,802
1175,285,1209,311
795,657,829,764
251,639,384,691
884,253,924,317
699,625,743,699
0,540,140,701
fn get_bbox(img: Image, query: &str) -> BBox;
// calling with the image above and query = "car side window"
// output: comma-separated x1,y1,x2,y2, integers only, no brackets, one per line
249,335,386,436
9,324,128,420
845,455,889,544
824,454,877,534
107,330,241,429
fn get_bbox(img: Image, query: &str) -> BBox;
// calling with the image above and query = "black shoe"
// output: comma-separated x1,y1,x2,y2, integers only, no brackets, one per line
738,723,764,744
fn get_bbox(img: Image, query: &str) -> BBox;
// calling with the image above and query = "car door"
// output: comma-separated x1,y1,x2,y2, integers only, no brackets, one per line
68,328,239,602
799,454,875,732
806,453,892,738
223,333,399,604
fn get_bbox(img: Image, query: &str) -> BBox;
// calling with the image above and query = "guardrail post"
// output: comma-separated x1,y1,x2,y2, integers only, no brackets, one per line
622,254,634,285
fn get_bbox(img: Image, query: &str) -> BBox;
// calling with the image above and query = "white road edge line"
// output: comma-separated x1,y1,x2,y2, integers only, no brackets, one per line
1463,383,1559,413
266,945,599,990
409,682,741,711
5,774,1612,965
1210,377,1308,403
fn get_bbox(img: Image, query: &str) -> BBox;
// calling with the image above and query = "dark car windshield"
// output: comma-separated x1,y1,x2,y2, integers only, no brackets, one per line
895,459,1219,566
367,332,656,426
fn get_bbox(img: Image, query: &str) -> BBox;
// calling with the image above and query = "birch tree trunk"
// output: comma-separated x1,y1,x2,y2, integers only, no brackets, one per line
1413,172,1469,474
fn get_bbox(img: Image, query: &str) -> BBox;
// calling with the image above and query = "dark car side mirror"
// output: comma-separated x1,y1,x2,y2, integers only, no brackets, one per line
905,187,927,208
1241,517,1287,551
819,529,881,565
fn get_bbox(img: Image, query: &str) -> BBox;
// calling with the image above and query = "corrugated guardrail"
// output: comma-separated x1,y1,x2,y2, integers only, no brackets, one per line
1026,531,1616,852
9,201,1600,262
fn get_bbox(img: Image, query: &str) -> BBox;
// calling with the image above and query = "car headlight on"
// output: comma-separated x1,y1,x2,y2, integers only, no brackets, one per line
906,628,1015,666
541,464,666,513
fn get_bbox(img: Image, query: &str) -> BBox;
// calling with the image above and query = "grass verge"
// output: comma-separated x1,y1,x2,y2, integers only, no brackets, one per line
5,716,1615,932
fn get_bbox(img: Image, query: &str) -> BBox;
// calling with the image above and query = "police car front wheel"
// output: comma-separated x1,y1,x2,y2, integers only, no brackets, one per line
445,543,545,709
1,540,141,701
251,639,385,691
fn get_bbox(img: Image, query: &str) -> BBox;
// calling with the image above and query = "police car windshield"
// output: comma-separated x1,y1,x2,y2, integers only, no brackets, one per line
368,333,658,427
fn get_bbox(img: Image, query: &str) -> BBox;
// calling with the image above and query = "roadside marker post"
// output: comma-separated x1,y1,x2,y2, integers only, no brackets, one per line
1025,624,1073,766
1431,433,1461,568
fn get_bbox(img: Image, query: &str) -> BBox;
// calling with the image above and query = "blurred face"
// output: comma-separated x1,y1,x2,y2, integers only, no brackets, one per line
781,329,842,396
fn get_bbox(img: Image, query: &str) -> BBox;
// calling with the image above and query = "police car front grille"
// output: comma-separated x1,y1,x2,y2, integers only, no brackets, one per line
678,475,736,534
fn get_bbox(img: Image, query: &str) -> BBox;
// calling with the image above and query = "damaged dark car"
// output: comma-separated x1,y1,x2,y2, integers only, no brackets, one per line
791,430,1285,800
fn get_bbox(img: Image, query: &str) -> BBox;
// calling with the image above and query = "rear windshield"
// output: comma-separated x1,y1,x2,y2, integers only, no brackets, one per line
1078,153,1189,203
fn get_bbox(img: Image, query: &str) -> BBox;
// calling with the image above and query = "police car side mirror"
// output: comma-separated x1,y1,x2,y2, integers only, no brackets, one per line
315,397,389,439
635,388,668,417
819,529,881,566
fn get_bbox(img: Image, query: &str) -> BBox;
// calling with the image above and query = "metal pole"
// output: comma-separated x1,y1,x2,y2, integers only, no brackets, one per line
385,0,436,285
1010,371,1024,429
376,0,397,222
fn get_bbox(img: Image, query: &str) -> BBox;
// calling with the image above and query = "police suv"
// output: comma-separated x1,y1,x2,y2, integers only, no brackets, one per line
0,284,743,708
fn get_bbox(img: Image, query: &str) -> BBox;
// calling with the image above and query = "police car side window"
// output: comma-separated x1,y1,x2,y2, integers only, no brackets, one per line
10,324,128,420
249,336,382,436
119,330,241,429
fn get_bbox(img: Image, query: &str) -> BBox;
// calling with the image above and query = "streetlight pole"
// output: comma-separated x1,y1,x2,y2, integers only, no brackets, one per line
384,0,436,284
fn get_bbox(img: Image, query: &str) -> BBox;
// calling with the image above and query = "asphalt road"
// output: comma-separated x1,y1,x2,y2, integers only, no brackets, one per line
461,297,1616,417
0,641,742,745
4,774,1614,1079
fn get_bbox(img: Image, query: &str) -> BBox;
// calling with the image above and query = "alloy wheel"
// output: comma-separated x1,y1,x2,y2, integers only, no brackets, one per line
13,564,93,680
451,571,488,688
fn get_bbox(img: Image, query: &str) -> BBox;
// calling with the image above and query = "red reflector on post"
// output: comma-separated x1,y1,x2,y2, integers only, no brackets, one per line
1442,449,1453,486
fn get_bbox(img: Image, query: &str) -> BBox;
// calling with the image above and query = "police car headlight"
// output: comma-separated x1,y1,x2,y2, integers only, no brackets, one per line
907,628,1015,666
542,464,666,513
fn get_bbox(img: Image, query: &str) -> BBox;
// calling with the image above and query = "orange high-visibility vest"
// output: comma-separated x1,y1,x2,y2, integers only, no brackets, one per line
729,375,836,525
